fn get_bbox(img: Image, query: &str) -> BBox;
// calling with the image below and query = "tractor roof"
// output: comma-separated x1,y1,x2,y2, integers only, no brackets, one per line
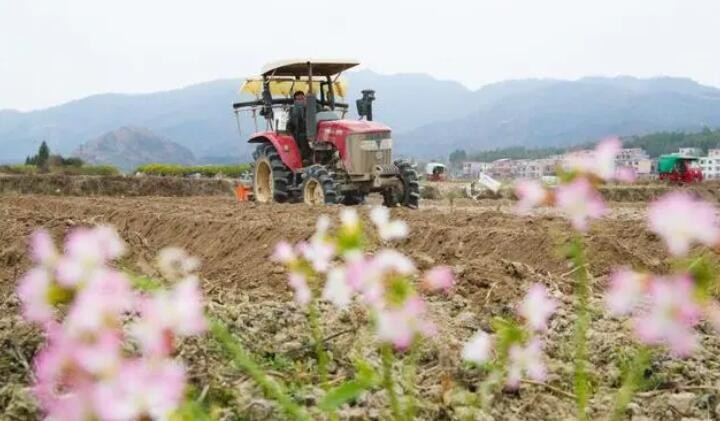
261,59,360,77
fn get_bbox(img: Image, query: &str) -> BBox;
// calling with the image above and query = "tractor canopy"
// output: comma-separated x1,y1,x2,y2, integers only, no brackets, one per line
240,77,348,99
658,155,699,173
261,59,360,77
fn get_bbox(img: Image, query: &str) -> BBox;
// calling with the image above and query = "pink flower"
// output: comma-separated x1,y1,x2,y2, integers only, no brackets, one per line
564,137,622,181
514,180,547,214
55,226,125,287
506,339,547,389
287,272,312,307
64,269,134,338
376,296,436,351
271,241,297,265
30,229,58,267
17,267,55,324
554,177,607,231
591,137,622,180
33,325,77,408
131,276,206,356
517,284,557,332
73,330,124,376
605,268,648,316
93,359,186,421
351,250,416,305
647,192,720,256
297,239,335,273
322,267,353,309
462,331,493,364
370,207,409,241
421,265,454,293
633,275,702,356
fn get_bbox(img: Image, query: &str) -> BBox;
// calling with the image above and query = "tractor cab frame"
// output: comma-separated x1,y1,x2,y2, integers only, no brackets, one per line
657,154,703,183
232,59,419,208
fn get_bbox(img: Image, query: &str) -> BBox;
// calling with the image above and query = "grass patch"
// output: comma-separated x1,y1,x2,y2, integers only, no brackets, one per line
136,163,251,178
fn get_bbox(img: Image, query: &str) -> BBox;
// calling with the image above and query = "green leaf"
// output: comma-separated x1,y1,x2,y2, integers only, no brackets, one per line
319,380,369,411
353,358,379,386
129,274,163,292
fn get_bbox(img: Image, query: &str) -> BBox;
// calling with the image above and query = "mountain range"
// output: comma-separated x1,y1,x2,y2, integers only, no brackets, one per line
2,70,720,164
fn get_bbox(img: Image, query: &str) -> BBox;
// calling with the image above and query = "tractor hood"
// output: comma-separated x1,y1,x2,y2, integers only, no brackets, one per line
318,119,391,136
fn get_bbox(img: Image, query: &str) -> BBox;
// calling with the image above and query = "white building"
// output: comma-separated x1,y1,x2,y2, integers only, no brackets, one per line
462,161,491,178
699,155,720,180
678,147,703,157
616,148,652,176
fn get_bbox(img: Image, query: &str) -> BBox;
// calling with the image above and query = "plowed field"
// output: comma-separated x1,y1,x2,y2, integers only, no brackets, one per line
2,195,718,420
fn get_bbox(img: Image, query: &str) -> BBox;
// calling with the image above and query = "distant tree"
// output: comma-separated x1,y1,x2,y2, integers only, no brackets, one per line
448,149,467,167
37,141,50,165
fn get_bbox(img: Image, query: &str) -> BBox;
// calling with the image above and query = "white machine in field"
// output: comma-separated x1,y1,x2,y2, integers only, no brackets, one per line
464,173,502,199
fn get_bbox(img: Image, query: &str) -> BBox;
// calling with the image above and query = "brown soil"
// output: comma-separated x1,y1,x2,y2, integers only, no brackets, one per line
0,174,235,197
1,195,718,420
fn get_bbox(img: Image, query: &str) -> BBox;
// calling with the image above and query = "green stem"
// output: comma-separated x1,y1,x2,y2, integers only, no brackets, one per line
570,235,590,421
381,344,403,420
308,299,330,388
210,320,312,421
611,346,652,421
402,341,419,419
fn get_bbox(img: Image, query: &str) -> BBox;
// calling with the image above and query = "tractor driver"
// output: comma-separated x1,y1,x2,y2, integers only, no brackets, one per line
287,90,312,164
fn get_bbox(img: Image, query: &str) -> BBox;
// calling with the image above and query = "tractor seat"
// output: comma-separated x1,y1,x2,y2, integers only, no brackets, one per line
316,111,340,122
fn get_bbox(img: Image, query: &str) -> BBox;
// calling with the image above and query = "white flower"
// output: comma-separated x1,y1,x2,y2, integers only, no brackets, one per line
462,331,493,364
370,207,409,241
340,208,360,231
322,267,353,309
517,284,557,332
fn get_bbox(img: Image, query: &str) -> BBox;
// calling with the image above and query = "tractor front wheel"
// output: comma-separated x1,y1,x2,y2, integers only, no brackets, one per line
383,160,420,209
252,144,292,203
302,165,338,205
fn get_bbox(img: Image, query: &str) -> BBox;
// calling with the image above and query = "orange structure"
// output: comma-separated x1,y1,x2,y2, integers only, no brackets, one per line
234,184,252,201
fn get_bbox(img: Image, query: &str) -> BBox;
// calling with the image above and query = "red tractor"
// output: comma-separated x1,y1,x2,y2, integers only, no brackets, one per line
232,59,419,208
657,155,703,183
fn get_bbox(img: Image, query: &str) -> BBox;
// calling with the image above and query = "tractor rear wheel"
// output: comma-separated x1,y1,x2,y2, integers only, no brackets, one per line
302,165,338,205
382,160,420,209
252,144,292,203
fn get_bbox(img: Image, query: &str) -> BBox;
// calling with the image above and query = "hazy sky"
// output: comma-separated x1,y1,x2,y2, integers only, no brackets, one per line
1,0,719,111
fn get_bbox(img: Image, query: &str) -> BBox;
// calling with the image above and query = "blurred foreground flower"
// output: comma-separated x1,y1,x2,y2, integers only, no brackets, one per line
605,270,705,357
633,276,701,356
272,207,454,351
17,226,206,420
506,339,546,389
554,178,607,232
647,191,720,256
518,284,557,332
514,137,629,232
463,283,556,388
462,330,493,364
